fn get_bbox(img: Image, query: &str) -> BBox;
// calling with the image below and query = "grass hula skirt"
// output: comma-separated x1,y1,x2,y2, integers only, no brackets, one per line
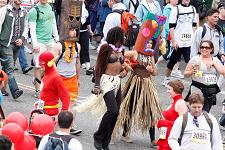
115,71,162,136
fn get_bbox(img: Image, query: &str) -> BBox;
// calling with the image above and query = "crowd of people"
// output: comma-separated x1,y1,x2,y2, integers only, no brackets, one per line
0,0,224,150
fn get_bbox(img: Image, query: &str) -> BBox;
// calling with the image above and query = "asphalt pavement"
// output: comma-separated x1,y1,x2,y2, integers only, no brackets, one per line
2,47,225,150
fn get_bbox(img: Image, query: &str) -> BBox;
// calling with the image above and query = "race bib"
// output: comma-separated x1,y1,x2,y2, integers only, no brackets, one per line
204,75,217,85
191,130,208,144
159,127,167,139
35,99,45,110
180,33,191,42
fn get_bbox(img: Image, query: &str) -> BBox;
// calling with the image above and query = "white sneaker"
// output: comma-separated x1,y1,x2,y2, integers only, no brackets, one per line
86,62,90,70
81,63,86,69
89,43,96,50
171,69,184,79
162,77,170,87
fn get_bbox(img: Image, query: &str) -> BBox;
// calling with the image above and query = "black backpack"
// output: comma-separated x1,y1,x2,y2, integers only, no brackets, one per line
178,112,213,145
44,133,73,150
113,9,140,50
175,4,195,27
128,0,139,13
199,24,223,54
201,24,222,38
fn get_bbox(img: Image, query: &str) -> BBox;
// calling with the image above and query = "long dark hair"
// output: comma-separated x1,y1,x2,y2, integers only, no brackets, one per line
95,44,113,85
106,26,124,46
94,27,124,85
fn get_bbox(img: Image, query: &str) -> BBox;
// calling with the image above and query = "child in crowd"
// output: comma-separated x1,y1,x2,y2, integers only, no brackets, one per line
29,109,46,148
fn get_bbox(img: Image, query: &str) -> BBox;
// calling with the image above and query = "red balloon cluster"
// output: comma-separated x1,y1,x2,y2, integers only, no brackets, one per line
14,135,36,150
30,114,55,136
5,112,28,131
1,112,54,150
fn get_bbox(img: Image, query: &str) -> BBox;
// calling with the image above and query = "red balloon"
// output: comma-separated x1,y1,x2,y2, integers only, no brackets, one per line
30,114,54,136
6,112,28,131
14,135,36,150
2,123,24,143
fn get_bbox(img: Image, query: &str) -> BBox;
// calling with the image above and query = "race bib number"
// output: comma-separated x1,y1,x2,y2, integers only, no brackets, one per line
180,33,191,42
191,130,208,144
205,75,217,85
159,127,167,139
35,99,45,110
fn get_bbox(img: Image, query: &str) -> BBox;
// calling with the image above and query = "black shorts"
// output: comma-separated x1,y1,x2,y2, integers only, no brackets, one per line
167,47,190,70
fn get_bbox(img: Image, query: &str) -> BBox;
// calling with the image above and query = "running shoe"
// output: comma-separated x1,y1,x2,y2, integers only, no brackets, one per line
162,77,170,87
70,128,82,136
171,69,184,79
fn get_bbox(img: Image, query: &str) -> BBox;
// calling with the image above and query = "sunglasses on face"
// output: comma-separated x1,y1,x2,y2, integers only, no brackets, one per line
200,46,211,50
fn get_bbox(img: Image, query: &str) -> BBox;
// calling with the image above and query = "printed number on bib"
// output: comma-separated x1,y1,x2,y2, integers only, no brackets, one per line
205,75,217,85
180,33,191,42
159,127,167,139
191,130,208,144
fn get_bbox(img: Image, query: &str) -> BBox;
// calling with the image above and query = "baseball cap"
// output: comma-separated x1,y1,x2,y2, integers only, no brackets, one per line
218,2,225,9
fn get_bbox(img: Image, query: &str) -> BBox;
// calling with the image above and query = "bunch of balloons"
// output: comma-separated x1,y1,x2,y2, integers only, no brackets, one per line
2,112,54,150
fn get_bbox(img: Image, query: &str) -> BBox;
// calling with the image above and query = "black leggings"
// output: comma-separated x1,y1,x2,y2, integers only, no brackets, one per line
94,87,121,147
79,30,90,64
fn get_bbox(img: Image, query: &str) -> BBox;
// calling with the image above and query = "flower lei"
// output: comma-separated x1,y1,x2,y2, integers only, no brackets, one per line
64,41,76,63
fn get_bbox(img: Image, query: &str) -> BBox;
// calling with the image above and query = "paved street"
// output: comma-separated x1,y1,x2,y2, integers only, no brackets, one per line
2,49,225,150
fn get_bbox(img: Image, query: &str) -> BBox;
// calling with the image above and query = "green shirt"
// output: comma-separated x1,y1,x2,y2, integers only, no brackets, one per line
28,3,55,44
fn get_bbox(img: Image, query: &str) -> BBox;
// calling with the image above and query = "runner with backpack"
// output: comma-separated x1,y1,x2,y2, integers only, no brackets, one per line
168,92,223,150
102,0,139,50
191,9,224,60
162,0,197,87
38,111,82,150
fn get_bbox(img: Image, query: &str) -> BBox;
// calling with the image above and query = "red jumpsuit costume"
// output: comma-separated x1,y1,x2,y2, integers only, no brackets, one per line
39,51,70,116
157,95,182,150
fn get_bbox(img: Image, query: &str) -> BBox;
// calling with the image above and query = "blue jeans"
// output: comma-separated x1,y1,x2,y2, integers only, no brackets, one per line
0,44,20,97
88,10,97,32
17,45,29,70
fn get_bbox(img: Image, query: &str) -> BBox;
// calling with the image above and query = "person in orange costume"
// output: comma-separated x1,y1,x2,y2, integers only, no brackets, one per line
37,51,70,117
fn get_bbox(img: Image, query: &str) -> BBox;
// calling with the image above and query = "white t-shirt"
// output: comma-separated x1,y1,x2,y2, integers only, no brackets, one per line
169,4,197,47
168,112,223,150
38,131,83,150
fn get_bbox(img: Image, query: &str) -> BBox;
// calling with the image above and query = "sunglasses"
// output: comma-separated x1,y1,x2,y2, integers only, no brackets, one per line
200,46,211,50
